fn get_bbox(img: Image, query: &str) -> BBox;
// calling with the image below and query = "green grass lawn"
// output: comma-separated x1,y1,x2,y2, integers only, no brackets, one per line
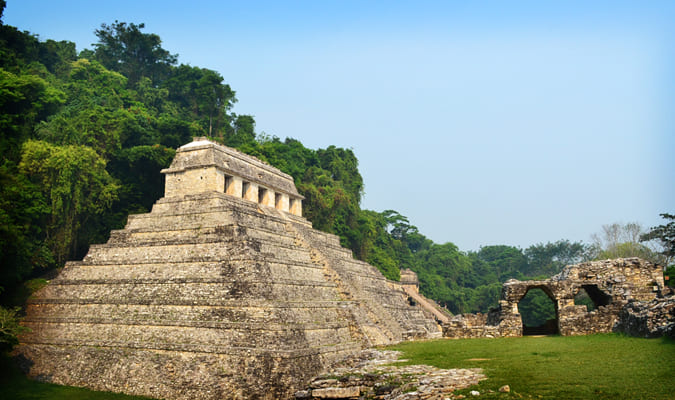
390,334,675,400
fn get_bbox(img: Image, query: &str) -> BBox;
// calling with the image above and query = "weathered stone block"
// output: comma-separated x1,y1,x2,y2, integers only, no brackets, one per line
311,386,360,398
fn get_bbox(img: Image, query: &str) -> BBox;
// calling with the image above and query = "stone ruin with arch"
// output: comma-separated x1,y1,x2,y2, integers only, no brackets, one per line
444,257,673,338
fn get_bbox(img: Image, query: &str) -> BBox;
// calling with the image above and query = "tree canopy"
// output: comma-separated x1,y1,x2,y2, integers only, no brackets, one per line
591,221,666,266
640,213,675,267
93,21,177,86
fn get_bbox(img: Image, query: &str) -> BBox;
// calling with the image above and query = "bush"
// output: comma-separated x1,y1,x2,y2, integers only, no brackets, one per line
0,306,29,351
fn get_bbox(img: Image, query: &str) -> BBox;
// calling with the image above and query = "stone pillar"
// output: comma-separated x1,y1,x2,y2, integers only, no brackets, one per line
259,188,275,207
275,193,290,212
289,198,302,217
242,182,258,202
225,176,243,198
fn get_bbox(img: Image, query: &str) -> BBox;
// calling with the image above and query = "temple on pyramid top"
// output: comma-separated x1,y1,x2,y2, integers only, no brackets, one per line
161,137,303,216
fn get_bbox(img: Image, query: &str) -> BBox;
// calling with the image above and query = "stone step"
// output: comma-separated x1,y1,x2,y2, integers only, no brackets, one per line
20,321,357,352
131,195,302,233
82,240,316,265
37,281,342,304
121,211,301,239
21,340,361,360
58,260,327,283
22,317,350,332
50,276,338,287
298,227,343,248
108,225,299,248
23,303,354,326
26,298,358,308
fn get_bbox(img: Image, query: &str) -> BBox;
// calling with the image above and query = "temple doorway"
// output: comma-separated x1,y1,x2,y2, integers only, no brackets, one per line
518,287,559,335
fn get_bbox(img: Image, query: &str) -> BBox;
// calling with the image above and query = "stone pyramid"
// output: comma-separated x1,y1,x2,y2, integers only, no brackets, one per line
16,138,441,399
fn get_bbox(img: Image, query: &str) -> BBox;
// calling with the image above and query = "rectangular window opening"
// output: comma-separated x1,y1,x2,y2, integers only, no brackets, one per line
242,182,250,199
258,187,267,204
224,175,233,195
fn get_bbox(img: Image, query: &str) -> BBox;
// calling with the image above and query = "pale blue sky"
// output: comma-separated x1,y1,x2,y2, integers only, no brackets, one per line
4,1,674,250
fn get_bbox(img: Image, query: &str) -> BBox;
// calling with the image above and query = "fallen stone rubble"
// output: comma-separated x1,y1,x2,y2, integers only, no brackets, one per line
295,350,486,400
614,297,675,339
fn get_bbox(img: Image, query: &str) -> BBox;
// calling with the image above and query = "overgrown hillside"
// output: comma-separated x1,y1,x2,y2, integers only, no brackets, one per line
1,1,671,337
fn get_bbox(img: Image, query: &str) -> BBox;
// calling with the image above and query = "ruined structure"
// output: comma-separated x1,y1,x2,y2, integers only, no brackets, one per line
15,138,441,400
614,296,675,338
444,258,667,338
399,269,451,324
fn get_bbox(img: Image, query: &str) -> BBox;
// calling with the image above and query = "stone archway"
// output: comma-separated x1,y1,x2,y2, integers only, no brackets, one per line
517,286,559,335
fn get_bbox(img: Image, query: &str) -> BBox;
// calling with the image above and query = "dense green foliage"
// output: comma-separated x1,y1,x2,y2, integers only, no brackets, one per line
0,306,28,350
391,334,675,399
0,8,670,340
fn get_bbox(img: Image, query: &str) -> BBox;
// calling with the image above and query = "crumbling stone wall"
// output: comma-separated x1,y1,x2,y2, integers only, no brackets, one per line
444,258,666,338
614,297,675,339
15,138,441,400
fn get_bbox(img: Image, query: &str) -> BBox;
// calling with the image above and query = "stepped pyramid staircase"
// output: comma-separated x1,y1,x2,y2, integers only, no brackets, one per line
15,138,441,400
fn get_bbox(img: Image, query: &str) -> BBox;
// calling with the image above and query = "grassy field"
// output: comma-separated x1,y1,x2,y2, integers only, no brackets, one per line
1,334,673,399
390,334,675,399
